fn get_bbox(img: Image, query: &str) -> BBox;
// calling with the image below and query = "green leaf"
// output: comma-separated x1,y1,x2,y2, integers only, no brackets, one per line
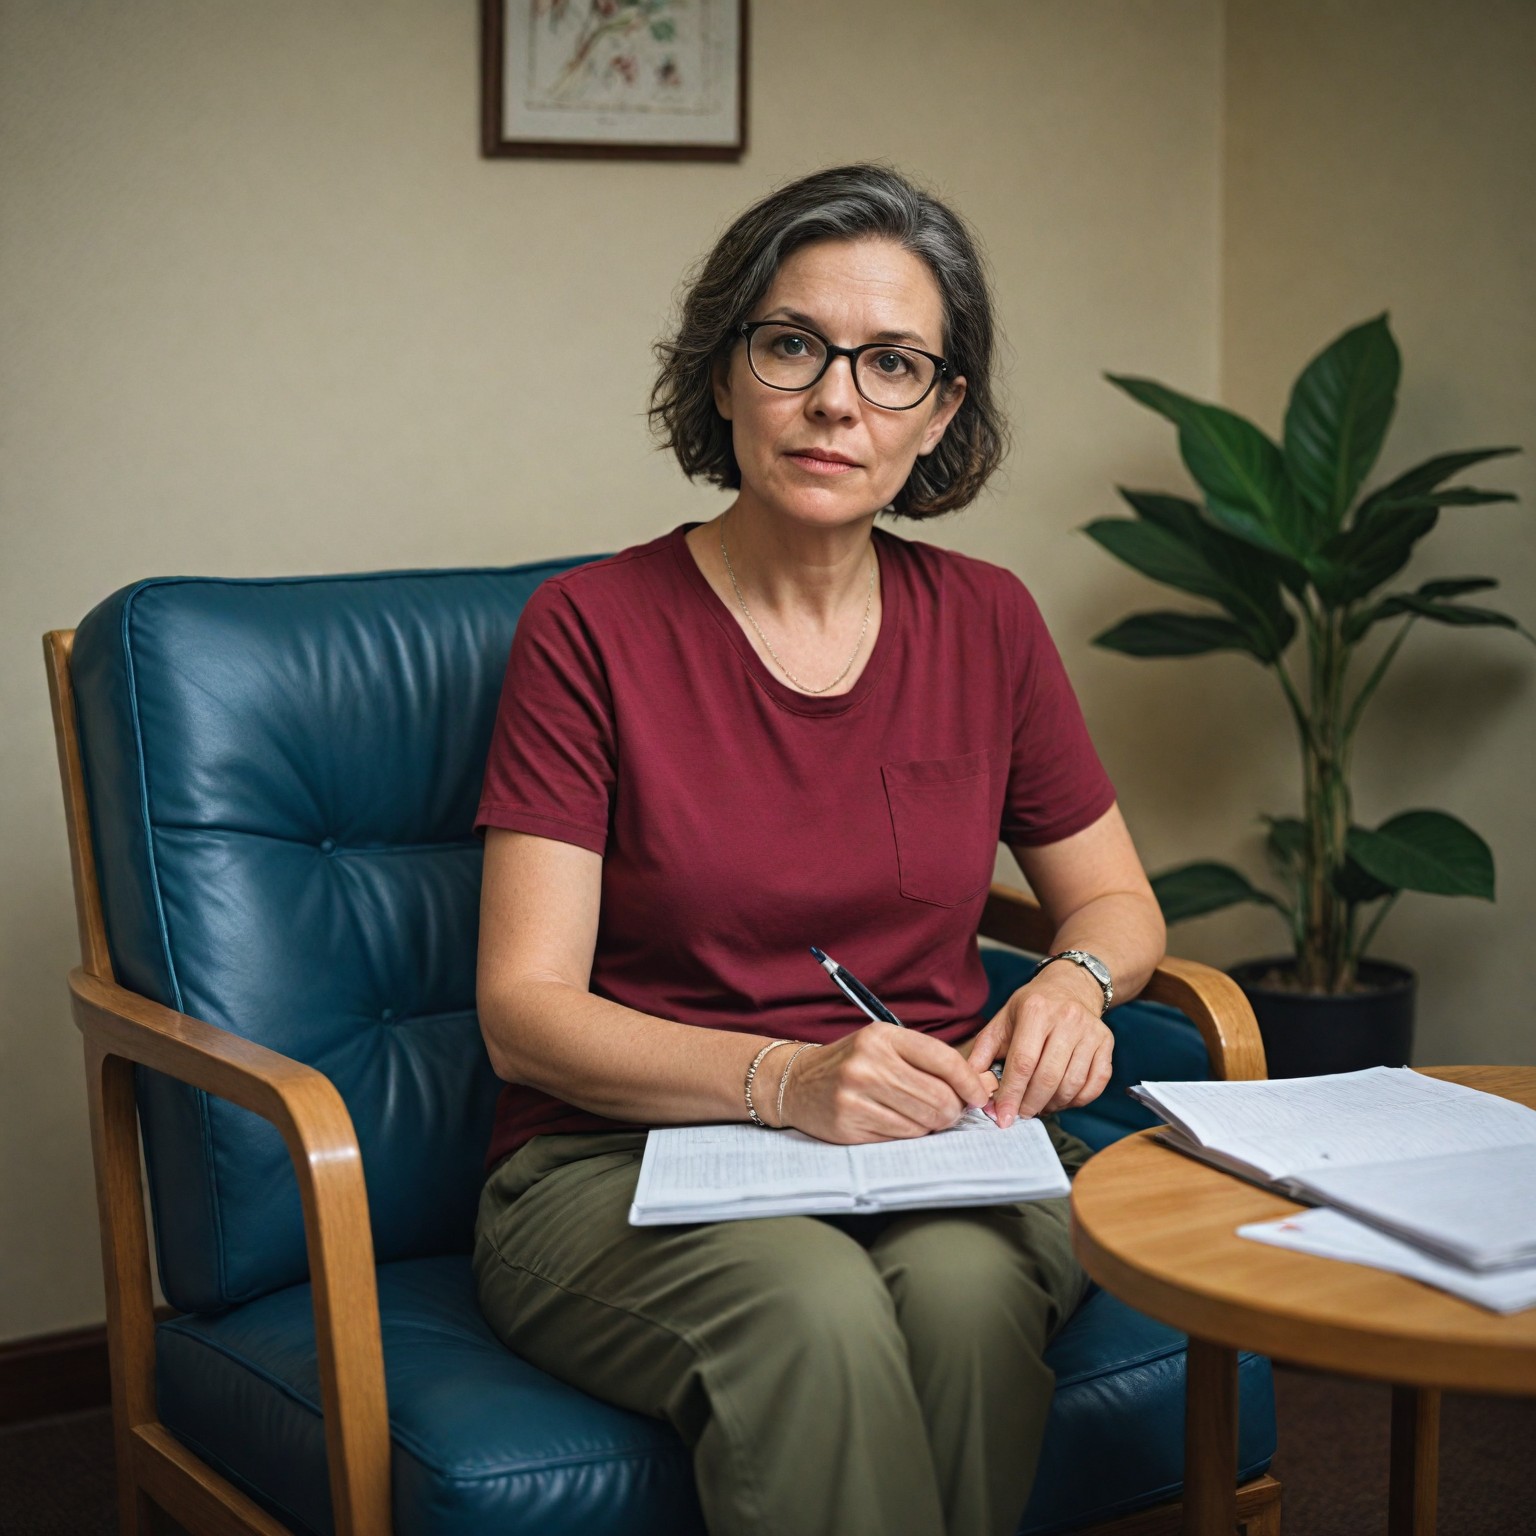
1083,519,1232,603
1355,447,1520,523
1347,811,1495,900
1332,840,1396,903
1313,501,1439,605
1366,486,1516,513
1283,315,1400,536
1262,815,1307,880
1343,591,1524,642
1083,517,1297,662
1106,375,1310,558
1151,862,1282,923
1092,612,1264,658
1117,487,1309,611
1415,577,1498,599
1115,489,1207,534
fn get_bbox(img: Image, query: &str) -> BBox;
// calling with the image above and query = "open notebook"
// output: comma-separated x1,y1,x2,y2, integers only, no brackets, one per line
629,1109,1070,1225
1130,1066,1536,1271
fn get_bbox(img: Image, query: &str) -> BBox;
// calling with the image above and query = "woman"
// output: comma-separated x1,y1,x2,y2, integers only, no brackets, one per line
473,163,1165,1536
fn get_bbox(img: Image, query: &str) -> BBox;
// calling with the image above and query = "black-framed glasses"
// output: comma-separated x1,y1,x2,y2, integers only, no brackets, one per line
736,321,951,411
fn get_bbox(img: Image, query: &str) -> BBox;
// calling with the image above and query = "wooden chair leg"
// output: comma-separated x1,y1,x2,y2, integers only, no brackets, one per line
1238,1483,1282,1536
1389,1386,1439,1536
85,1042,160,1536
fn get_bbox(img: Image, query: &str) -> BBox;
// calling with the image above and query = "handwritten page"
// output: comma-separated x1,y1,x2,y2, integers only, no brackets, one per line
629,1111,1069,1225
853,1112,1068,1200
631,1125,855,1222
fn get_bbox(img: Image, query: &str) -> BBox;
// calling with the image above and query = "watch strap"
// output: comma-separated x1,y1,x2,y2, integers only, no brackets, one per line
1032,949,1113,1014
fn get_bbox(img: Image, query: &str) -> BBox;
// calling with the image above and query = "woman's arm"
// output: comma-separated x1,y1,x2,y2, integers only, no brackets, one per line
477,828,993,1139
963,803,1165,1128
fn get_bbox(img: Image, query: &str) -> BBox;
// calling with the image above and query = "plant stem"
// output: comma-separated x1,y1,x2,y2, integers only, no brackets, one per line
1299,597,1353,991
1343,616,1417,754
1353,892,1401,969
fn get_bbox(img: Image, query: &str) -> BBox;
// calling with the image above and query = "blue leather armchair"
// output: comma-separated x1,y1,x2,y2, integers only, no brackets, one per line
46,559,1281,1536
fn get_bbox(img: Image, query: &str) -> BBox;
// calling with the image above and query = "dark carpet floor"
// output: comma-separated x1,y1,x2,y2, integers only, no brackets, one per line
1,1365,1532,1534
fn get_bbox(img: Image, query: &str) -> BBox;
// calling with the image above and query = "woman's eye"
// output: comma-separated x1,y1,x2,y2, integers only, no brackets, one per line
874,350,915,376
772,332,813,357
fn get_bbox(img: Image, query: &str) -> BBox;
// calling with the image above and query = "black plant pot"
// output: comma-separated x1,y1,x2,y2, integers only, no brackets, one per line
1228,958,1417,1079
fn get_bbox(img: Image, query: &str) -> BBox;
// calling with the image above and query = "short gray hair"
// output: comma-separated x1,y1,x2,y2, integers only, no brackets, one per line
649,163,1008,518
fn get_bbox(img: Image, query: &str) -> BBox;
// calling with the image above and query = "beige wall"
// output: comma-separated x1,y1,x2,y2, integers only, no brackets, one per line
1,1,1224,1340
5,0,1532,1349
1215,0,1536,1067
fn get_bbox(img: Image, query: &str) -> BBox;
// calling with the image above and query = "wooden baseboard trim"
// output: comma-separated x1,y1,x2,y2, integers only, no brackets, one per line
0,1322,111,1426
0,1308,177,1428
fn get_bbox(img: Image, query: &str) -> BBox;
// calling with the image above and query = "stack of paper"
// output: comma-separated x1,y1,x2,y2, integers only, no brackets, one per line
1129,1067,1536,1313
1238,1207,1536,1314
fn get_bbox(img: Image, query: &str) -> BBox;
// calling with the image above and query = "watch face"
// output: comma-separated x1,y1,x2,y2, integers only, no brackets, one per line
1081,954,1110,986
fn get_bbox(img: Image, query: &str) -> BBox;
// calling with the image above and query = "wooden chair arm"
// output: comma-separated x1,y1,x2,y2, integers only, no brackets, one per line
978,883,1268,1082
70,968,392,1536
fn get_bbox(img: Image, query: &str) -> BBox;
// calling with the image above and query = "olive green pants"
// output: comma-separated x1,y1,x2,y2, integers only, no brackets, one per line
473,1120,1094,1536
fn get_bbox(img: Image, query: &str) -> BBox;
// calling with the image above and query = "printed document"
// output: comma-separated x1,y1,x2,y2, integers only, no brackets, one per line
1239,1207,1536,1314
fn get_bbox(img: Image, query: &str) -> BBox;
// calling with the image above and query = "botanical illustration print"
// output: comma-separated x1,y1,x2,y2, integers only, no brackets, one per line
526,0,719,115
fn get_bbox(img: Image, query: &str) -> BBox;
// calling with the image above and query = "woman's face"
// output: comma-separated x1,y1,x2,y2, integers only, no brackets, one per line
712,237,967,532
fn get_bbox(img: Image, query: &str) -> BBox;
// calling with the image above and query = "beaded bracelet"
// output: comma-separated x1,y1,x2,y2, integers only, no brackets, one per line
744,1039,793,1128
774,1041,821,1129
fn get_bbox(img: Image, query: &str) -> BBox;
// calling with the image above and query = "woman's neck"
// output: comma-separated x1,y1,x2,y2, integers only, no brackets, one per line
715,501,877,627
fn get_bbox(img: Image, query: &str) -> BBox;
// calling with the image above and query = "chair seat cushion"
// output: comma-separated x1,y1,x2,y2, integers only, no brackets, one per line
156,1254,1273,1536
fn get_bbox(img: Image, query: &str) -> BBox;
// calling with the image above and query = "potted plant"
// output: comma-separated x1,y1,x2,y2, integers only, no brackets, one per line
1088,314,1528,1076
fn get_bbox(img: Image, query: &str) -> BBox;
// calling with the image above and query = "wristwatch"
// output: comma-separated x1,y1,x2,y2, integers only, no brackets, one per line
1032,950,1113,1015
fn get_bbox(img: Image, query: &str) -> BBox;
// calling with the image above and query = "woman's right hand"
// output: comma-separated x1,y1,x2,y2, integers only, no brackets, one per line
778,1025,997,1143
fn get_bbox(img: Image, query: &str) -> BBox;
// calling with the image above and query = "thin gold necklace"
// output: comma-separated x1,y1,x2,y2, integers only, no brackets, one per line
719,519,876,695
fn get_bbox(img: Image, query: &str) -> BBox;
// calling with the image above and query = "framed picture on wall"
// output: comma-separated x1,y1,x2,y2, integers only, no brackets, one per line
481,0,747,161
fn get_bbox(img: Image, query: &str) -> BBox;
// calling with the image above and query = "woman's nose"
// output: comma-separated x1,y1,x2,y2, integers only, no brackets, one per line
806,354,861,419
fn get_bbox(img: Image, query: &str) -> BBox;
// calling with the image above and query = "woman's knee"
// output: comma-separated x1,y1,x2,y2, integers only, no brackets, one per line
719,1217,903,1359
872,1208,1086,1353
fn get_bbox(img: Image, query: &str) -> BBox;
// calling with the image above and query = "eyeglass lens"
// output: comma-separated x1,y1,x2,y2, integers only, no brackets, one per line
747,325,937,408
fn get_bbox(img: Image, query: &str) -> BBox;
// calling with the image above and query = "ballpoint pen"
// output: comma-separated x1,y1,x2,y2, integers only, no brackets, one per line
808,947,1005,1081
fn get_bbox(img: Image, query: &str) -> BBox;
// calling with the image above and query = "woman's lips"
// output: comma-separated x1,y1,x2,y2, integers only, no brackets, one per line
786,451,860,475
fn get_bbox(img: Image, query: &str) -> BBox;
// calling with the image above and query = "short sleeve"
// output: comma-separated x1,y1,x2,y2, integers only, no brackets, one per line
475,580,615,856
999,576,1117,847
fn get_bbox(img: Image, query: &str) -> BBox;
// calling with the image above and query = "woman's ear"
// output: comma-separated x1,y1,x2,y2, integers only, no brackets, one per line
710,353,735,421
917,375,966,456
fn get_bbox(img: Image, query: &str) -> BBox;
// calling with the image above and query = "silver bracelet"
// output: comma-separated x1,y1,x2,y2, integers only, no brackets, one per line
744,1039,793,1129
774,1042,821,1129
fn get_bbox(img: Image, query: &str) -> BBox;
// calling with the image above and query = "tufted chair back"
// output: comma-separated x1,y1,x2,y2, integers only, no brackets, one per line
70,562,593,1314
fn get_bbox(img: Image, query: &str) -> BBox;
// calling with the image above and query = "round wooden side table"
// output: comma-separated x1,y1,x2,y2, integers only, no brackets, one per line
1070,1065,1536,1536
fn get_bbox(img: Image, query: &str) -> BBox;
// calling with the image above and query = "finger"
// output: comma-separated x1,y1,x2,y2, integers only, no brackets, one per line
1018,1032,1075,1120
1045,1034,1099,1113
893,1028,996,1109
964,1017,1008,1074
992,1011,1049,1127
843,1032,968,1131
819,1094,940,1144
1071,1035,1115,1108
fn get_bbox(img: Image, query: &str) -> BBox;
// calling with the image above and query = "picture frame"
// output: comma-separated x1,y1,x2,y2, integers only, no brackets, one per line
481,0,748,162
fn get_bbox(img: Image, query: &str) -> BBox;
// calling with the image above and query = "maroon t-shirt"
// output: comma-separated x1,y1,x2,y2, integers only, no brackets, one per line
475,522,1116,1167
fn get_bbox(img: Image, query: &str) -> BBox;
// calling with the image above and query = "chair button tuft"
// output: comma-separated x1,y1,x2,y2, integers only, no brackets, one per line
320,837,336,854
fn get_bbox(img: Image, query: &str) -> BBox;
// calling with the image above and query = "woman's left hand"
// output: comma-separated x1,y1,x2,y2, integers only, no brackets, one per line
962,963,1113,1128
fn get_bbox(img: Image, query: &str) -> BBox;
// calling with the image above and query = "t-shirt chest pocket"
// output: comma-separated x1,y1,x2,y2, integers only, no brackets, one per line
881,750,998,908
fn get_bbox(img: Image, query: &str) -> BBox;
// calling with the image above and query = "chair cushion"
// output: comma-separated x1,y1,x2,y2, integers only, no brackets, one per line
71,563,596,1313
156,1255,1273,1536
